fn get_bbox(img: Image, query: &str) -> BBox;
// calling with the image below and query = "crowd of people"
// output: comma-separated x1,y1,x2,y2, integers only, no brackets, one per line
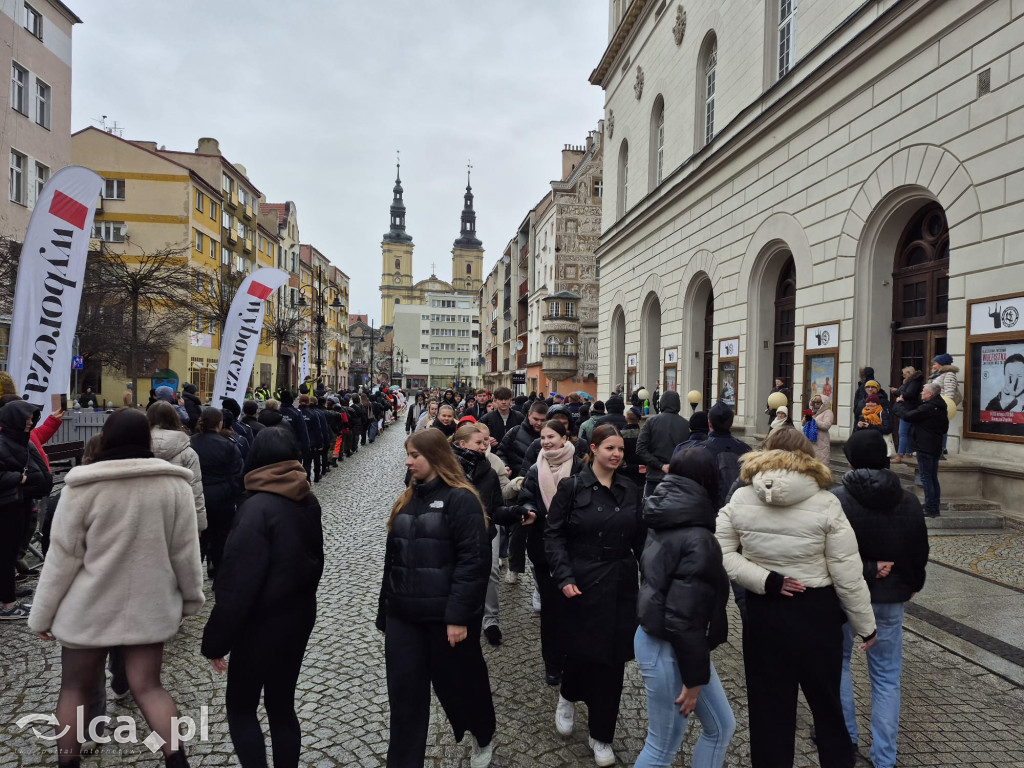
379,384,932,768
0,372,940,768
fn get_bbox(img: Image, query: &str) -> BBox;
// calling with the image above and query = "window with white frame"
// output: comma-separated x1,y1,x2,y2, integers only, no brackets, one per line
778,0,796,79
10,63,27,115
194,230,204,252
564,301,576,318
548,301,560,318
563,337,575,356
616,140,629,217
9,150,25,204
209,237,216,258
593,179,603,198
546,336,560,356
222,174,231,194
92,221,126,242
34,161,47,201
651,96,665,189
221,246,230,265
703,37,717,147
34,78,49,128
103,178,125,200
23,3,42,38
195,190,205,213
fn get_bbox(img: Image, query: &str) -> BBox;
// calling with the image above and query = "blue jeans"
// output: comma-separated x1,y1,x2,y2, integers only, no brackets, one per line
634,627,735,768
917,452,941,514
897,419,914,455
368,421,378,443
841,602,905,768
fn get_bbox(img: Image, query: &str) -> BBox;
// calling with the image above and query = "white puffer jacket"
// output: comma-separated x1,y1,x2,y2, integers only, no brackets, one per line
151,427,207,532
716,449,875,637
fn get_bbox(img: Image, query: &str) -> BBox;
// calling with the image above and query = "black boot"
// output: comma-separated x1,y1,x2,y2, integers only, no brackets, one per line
165,747,190,768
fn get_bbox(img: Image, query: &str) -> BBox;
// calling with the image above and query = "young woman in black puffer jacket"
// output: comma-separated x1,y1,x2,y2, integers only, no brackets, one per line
451,423,530,649
190,407,243,579
377,428,495,768
202,427,323,768
634,447,734,768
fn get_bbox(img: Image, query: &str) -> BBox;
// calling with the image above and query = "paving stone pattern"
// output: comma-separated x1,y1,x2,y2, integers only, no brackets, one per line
3,420,1024,766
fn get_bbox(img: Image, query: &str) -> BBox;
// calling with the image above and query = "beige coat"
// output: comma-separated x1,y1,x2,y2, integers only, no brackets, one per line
812,401,834,466
28,459,204,647
715,449,875,637
151,427,208,532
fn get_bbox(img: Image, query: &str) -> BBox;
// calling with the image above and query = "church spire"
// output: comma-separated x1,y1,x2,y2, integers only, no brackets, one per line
454,160,482,249
384,152,412,244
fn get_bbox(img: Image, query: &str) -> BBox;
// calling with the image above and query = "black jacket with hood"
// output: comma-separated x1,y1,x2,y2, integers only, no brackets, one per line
376,477,490,631
201,459,324,659
181,386,203,433
831,468,928,604
452,445,527,539
891,396,948,456
0,401,53,501
480,406,524,445
497,420,541,477
637,474,730,688
636,390,691,483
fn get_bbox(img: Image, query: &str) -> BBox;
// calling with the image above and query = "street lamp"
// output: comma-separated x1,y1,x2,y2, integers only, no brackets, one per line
295,265,343,386
687,389,703,413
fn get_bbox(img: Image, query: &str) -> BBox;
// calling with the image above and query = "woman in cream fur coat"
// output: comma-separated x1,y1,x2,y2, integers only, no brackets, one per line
716,427,875,768
29,408,203,768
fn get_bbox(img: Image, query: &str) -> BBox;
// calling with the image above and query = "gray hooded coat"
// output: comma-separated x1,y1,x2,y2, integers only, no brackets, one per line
636,390,690,484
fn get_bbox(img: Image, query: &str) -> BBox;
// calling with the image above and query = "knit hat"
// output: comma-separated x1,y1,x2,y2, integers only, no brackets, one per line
689,411,709,434
221,397,241,417
708,402,734,430
933,353,954,366
605,396,625,414
592,400,606,414
865,380,880,389
866,393,880,404
182,383,197,394
155,386,175,403
629,406,644,420
278,390,295,405
844,429,889,469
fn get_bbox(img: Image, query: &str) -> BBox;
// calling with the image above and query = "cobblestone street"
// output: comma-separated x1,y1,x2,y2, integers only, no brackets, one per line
3,421,1024,767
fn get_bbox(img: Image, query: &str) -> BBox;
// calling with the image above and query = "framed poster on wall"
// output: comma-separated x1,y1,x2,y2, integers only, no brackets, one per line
717,337,739,414
965,294,1024,443
664,348,678,391
804,323,839,414
627,353,638,395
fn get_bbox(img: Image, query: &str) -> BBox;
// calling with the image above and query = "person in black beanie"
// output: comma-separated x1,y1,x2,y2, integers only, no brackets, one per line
221,398,254,450
832,429,928,768
181,383,202,433
277,391,311,467
672,411,709,455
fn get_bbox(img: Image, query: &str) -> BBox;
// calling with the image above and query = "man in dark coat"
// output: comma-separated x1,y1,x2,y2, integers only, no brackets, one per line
892,382,948,517
240,400,265,436
703,402,752,508
181,383,203,432
298,394,326,482
832,429,928,768
277,391,311,467
636,390,690,498
480,386,523,448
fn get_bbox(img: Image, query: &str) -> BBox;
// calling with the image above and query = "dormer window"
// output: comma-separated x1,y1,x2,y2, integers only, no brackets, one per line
564,301,576,318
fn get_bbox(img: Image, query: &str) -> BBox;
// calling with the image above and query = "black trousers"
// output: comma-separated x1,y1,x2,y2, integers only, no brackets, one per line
384,615,495,768
529,553,564,676
507,522,528,573
560,655,626,744
226,614,314,768
0,501,28,603
744,586,854,768
205,502,236,577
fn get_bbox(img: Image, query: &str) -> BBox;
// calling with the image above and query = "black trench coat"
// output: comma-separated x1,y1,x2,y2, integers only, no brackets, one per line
544,465,645,664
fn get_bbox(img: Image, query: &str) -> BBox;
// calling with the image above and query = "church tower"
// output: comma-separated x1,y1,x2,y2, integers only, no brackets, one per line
451,165,484,295
380,159,415,327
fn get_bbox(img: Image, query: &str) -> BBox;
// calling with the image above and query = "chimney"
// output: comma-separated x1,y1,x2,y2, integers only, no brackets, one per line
232,163,247,178
561,145,586,180
196,137,221,155
131,141,158,152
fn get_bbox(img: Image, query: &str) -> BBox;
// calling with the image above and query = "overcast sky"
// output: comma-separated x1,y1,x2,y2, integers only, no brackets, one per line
70,2,609,324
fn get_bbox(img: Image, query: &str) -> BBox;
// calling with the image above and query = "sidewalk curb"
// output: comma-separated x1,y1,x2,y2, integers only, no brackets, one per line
904,613,1024,688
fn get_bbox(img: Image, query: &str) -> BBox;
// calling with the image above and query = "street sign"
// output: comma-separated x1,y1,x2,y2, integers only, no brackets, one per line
71,356,84,370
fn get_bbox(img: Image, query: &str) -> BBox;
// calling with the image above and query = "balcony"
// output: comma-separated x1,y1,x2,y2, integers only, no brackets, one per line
541,350,578,382
540,315,580,335
242,237,253,253
518,278,528,299
243,203,253,220
224,190,237,210
225,227,237,244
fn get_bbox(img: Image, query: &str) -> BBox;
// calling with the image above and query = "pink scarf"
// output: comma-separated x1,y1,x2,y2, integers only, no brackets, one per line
538,443,576,510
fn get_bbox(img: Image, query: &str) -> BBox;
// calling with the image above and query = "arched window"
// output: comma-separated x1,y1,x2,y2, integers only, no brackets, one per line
466,262,472,275
563,337,576,356
394,258,401,270
696,33,718,149
650,95,665,190
394,297,400,304
547,336,561,356
617,139,629,217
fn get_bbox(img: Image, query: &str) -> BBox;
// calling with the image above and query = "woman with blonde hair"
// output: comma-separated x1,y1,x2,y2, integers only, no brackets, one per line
716,427,876,768
377,428,495,768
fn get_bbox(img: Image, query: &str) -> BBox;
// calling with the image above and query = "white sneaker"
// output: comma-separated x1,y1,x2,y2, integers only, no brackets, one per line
588,736,616,767
555,694,575,736
532,585,542,612
504,569,518,585
468,734,493,768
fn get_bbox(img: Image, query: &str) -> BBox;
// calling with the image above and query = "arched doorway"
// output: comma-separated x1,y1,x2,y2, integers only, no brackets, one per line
610,306,626,395
891,202,949,384
703,291,715,407
641,294,662,394
774,256,796,397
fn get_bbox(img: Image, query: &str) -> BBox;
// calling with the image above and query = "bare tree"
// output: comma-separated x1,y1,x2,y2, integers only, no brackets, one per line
190,262,246,336
0,235,23,317
78,244,197,405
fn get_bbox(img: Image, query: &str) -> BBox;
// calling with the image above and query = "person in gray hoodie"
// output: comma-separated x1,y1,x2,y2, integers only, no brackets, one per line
636,390,690,498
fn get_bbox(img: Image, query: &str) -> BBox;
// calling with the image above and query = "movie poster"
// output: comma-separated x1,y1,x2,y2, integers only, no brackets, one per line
806,354,836,406
719,360,737,411
971,341,1024,438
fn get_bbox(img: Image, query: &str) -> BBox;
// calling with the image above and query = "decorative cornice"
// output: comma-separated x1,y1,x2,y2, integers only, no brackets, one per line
589,0,651,87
